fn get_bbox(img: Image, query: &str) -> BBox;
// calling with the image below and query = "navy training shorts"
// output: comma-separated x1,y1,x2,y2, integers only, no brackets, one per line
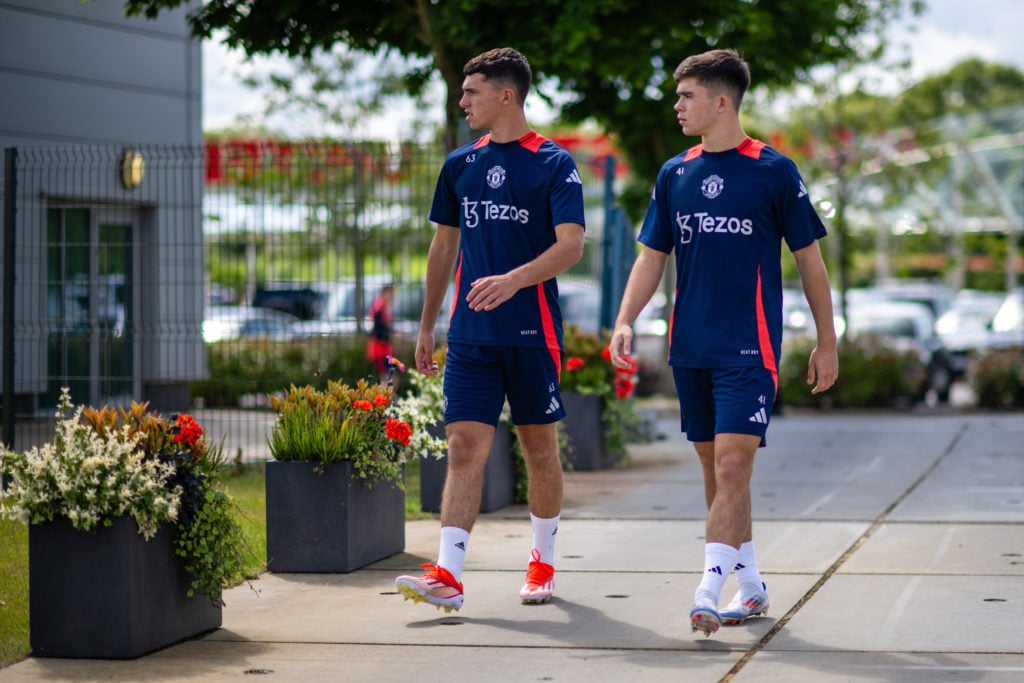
671,365,777,446
443,342,566,426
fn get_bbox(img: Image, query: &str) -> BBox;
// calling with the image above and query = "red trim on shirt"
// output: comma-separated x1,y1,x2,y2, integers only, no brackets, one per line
519,130,547,153
754,266,779,391
536,284,562,378
473,134,491,149
737,137,766,160
682,145,703,162
451,254,463,328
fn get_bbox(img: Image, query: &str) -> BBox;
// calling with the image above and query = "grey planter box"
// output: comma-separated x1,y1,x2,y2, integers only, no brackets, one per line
28,517,222,659
266,460,405,573
420,422,516,513
562,391,621,471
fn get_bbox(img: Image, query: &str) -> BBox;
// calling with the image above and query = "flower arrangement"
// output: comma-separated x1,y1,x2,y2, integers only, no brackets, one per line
267,360,423,487
560,324,641,458
0,389,254,605
390,353,448,461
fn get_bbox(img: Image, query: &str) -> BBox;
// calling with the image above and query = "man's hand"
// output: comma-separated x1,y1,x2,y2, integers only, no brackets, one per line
415,330,439,376
806,343,838,394
608,323,636,371
466,273,519,312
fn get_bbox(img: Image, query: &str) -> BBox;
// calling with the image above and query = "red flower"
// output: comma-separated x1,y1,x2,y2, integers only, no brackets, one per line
352,400,372,411
601,347,612,361
173,414,203,446
385,417,412,446
565,356,585,372
613,376,635,399
373,394,389,407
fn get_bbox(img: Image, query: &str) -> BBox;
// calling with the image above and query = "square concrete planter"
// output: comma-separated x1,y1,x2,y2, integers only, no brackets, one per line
28,517,222,659
419,422,516,513
561,391,621,471
266,460,405,573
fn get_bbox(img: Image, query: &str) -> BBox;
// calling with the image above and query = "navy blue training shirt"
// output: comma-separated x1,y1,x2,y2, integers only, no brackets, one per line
430,131,586,353
638,137,826,377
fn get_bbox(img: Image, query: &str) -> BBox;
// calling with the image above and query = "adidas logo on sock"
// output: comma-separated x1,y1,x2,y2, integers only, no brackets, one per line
454,542,466,551
734,562,746,571
748,407,768,424
707,565,723,575
544,396,561,414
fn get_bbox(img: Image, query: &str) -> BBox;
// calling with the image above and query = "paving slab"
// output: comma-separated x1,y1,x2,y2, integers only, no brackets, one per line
768,574,1022,652
732,652,1024,683
840,523,1024,575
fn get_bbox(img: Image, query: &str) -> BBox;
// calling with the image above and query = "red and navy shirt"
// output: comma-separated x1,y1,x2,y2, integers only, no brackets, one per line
430,131,586,351
638,137,826,377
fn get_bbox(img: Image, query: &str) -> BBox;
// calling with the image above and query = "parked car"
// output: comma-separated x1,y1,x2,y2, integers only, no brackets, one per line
285,276,425,338
202,305,301,343
842,300,955,402
934,290,1007,378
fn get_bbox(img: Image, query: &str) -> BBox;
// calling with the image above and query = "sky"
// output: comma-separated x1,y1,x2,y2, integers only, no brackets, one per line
201,0,1024,139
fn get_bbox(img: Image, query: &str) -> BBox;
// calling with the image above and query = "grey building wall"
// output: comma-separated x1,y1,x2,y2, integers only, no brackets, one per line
1,0,205,416
0,0,201,147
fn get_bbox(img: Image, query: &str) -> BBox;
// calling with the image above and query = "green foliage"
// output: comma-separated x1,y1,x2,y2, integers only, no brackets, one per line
780,335,923,409
192,336,415,408
969,348,1024,409
267,380,413,487
124,0,914,159
174,487,257,604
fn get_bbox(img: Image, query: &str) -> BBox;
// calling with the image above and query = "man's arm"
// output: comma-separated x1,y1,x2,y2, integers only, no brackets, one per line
464,222,585,312
793,240,839,394
609,246,670,370
415,224,460,375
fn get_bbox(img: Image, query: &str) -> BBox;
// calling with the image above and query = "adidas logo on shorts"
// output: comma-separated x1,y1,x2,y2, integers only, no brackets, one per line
748,407,768,424
544,396,561,415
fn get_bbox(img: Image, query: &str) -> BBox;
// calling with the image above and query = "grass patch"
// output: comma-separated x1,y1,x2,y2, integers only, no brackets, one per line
0,519,29,668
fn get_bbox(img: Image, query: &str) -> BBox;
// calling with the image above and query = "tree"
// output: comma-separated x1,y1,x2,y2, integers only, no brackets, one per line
124,0,916,179
780,59,1024,292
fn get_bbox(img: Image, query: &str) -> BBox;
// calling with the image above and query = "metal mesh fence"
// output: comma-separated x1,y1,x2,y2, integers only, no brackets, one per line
2,138,619,460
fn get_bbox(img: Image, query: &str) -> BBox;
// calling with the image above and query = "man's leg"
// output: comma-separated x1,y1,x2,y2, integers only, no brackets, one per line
515,422,562,604
690,433,760,635
395,420,494,612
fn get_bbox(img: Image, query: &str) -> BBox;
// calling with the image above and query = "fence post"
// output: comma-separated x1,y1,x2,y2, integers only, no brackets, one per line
600,156,617,333
3,147,15,456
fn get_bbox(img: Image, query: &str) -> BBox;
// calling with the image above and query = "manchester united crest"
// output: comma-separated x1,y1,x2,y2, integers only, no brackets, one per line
486,165,507,189
701,174,724,199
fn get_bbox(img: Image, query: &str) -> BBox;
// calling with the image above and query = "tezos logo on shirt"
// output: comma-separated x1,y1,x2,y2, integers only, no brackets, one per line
701,174,724,199
487,165,507,189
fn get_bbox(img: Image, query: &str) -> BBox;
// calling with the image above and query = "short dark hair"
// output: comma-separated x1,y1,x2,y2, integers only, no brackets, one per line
673,49,751,108
464,47,532,105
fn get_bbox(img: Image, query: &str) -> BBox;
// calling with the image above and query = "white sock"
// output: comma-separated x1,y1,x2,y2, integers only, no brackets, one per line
733,540,763,596
695,542,739,605
530,513,559,566
437,526,470,581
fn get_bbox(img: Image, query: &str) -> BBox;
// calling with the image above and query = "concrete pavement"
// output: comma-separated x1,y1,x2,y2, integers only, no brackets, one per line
2,408,1024,682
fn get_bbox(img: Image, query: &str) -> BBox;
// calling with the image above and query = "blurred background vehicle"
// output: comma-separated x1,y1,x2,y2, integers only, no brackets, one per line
202,305,301,343
842,299,954,402
253,276,425,338
934,290,1007,378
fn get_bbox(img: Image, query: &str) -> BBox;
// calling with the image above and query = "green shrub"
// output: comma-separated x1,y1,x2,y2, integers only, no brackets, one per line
969,348,1024,409
192,336,415,407
779,335,924,409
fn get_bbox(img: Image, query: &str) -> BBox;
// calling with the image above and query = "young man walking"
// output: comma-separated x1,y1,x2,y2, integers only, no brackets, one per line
394,47,586,612
608,49,838,636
